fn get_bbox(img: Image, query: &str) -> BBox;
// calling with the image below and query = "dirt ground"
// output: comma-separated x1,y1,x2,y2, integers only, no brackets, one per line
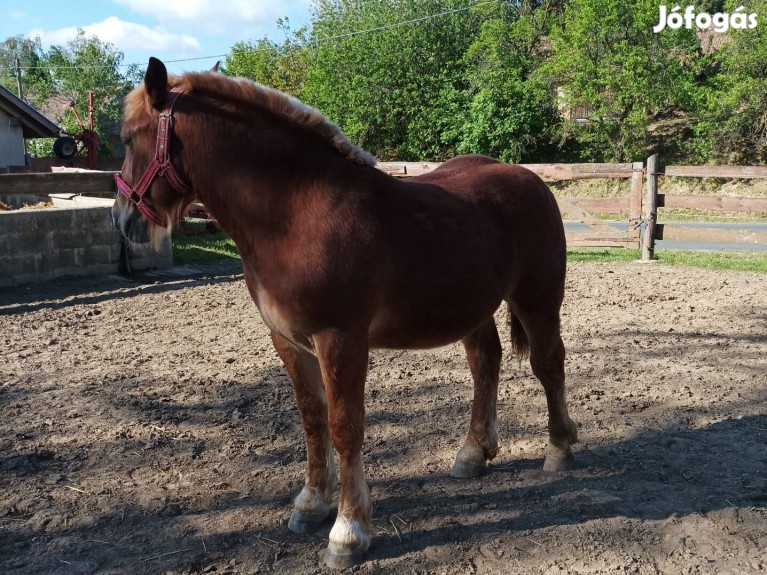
1,261,766,575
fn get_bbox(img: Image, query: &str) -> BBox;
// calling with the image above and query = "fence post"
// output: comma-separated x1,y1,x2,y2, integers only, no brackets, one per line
629,161,644,248
642,154,659,260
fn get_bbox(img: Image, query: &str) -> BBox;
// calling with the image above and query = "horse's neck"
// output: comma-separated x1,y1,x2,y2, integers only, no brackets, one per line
189,131,348,258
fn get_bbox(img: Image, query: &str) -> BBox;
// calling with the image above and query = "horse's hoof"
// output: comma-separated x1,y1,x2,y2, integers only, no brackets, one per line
543,453,574,472
288,510,328,534
323,544,365,569
450,457,486,478
451,444,487,478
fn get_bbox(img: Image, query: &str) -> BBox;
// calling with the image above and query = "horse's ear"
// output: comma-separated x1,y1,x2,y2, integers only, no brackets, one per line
210,61,221,73
144,57,168,111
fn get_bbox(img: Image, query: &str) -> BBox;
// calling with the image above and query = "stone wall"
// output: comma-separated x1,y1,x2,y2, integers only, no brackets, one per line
0,205,171,287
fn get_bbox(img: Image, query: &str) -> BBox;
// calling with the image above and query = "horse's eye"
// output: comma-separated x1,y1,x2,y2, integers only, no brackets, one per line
121,137,132,147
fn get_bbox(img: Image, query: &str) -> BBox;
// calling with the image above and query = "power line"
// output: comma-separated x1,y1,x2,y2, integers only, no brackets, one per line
313,0,500,43
2,53,227,72
1,0,502,73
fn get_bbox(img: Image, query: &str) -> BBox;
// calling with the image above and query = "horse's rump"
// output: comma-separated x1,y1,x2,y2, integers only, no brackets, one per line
363,154,565,349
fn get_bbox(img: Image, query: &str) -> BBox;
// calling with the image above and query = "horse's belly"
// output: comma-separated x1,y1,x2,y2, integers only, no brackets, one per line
367,299,501,349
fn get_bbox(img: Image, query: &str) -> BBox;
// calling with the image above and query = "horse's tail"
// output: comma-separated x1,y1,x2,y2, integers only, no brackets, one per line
506,302,530,364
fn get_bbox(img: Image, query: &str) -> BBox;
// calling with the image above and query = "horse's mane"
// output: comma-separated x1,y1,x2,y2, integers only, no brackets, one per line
170,72,376,167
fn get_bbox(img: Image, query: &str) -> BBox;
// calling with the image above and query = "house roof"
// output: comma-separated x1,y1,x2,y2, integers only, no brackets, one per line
0,83,60,139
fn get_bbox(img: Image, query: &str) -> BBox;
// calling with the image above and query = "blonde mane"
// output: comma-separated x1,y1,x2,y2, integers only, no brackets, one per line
164,72,376,167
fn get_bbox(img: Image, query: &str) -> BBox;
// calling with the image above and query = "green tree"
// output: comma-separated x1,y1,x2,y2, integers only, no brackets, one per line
545,0,702,162
692,0,767,163
45,29,141,156
223,19,309,97
458,2,559,162
0,36,53,105
302,0,485,161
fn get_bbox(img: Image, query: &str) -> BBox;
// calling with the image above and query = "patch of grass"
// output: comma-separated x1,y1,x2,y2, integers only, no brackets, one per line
654,249,767,272
171,226,767,273
171,220,239,266
567,248,642,263
568,247,767,272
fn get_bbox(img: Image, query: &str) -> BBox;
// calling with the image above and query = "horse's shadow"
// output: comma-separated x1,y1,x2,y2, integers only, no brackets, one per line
355,412,767,562
3,354,766,572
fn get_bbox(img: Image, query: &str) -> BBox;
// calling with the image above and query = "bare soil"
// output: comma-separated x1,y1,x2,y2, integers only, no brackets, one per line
1,262,766,575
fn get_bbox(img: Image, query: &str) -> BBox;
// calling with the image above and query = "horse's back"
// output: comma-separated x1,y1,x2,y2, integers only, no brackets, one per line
411,155,555,206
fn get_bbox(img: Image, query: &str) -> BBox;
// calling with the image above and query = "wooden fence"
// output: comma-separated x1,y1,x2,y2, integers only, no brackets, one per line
0,163,645,249
642,153,767,259
0,170,115,196
3,158,767,258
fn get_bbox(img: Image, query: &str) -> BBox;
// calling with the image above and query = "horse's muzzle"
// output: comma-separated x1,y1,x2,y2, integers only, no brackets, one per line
112,206,150,245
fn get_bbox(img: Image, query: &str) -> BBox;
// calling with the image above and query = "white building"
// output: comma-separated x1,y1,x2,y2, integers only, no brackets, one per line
0,84,60,169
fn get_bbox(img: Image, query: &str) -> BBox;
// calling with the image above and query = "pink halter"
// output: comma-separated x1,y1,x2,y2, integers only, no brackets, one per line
114,87,193,227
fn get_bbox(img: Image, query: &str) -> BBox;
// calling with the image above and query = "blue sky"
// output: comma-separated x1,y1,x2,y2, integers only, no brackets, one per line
1,0,313,75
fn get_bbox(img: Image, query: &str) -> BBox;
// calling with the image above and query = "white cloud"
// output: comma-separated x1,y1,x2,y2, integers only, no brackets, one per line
112,0,312,36
29,17,201,55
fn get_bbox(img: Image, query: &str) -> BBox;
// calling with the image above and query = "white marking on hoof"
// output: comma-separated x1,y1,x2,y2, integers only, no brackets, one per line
294,485,331,515
290,485,333,534
328,516,371,553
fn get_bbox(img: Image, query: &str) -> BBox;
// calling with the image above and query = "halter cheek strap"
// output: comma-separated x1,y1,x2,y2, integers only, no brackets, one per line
114,86,193,228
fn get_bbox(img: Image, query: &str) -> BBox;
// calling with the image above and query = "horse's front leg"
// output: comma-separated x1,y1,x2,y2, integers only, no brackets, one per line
313,329,371,569
271,332,336,534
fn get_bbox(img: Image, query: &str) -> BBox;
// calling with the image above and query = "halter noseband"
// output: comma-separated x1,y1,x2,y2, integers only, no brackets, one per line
114,86,193,228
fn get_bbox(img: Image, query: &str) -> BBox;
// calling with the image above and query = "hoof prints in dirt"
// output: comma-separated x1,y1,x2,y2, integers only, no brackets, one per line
1,263,766,574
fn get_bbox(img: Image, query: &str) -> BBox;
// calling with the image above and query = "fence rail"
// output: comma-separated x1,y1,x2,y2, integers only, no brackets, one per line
3,157,766,257
661,165,767,178
377,161,640,181
0,171,115,196
643,154,767,259
658,194,767,213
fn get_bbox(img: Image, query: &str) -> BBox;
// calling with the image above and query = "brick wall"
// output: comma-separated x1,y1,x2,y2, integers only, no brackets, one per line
0,206,172,287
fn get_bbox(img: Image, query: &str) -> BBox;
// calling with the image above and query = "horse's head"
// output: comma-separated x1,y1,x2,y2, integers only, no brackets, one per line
112,57,193,248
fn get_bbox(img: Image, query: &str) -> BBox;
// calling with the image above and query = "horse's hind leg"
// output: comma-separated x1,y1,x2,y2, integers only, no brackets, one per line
510,301,578,471
271,332,336,534
451,317,502,478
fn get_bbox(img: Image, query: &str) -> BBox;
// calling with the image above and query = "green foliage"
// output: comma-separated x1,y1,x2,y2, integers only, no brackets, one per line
45,30,140,156
568,248,642,263
224,19,309,97
1,30,139,158
172,221,240,265
458,3,558,161
544,0,702,162
653,249,767,272
692,0,767,163
568,248,767,272
303,0,485,160
7,0,767,166
0,36,52,105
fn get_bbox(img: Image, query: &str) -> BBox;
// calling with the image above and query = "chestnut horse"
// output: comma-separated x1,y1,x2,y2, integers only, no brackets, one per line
112,57,578,568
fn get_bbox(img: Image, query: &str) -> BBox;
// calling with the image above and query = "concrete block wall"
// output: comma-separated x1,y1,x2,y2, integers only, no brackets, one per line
0,205,172,287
